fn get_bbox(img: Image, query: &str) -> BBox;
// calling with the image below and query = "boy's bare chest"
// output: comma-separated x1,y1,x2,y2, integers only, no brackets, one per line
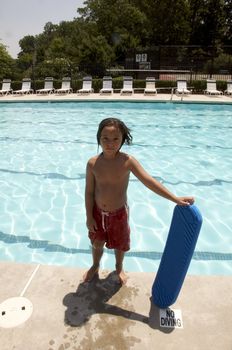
93,159,129,182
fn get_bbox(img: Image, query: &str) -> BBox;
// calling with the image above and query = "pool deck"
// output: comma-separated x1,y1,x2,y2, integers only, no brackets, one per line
0,91,232,104
0,94,232,349
0,261,232,350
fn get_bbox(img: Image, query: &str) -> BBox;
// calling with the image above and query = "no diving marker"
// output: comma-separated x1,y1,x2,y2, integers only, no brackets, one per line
159,308,183,329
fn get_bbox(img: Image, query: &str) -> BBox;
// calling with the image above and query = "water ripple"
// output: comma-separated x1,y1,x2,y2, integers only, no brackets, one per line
1,167,231,185
0,136,95,145
131,176,232,186
0,231,231,261
0,168,85,180
132,143,232,150
1,137,232,151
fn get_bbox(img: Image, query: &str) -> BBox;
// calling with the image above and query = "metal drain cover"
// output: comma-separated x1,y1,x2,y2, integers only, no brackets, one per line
0,297,33,328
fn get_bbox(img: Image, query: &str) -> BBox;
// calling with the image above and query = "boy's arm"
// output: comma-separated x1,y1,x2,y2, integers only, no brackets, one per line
128,156,194,206
85,160,97,232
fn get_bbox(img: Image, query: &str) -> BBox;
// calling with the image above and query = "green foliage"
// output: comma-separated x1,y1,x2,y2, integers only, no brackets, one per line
78,0,149,57
74,21,115,76
35,58,72,79
187,80,206,93
189,0,227,49
145,0,191,45
215,80,227,91
0,44,15,80
223,0,232,44
18,35,36,54
204,53,232,73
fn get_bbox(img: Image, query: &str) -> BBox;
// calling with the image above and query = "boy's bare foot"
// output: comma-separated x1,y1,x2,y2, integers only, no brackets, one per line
116,264,127,284
83,264,99,282
117,270,127,284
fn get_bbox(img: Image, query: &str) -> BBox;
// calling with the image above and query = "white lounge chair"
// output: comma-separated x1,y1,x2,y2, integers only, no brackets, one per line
55,77,73,94
0,79,13,96
224,80,232,96
36,77,54,95
144,77,157,95
204,80,222,95
120,76,134,95
14,78,34,95
100,76,113,94
175,79,191,95
77,76,94,94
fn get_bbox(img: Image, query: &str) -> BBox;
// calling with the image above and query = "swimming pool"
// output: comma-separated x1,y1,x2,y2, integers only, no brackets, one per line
0,102,231,275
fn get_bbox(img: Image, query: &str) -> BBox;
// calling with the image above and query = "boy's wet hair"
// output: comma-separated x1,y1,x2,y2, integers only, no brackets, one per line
97,118,133,147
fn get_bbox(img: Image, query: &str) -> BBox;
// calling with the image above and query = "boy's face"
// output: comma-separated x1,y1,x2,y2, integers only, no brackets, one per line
100,125,123,156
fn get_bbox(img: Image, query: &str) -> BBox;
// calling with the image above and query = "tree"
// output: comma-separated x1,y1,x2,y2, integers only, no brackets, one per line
143,0,191,45
189,0,227,46
223,0,232,44
78,0,149,60
70,20,115,75
0,43,15,80
16,35,37,77
34,19,114,77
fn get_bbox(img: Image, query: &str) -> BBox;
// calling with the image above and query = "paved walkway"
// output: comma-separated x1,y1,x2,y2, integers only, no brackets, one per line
0,92,232,104
0,262,232,350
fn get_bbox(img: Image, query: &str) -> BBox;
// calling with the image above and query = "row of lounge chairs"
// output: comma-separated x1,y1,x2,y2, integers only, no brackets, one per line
0,77,73,96
0,76,145,96
0,77,232,96
174,79,231,96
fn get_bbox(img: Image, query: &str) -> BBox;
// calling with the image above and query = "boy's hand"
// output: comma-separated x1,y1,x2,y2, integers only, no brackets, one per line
175,196,195,206
86,218,98,233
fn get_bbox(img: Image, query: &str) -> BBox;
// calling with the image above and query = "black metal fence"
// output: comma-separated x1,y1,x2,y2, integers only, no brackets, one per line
106,69,232,81
127,46,231,68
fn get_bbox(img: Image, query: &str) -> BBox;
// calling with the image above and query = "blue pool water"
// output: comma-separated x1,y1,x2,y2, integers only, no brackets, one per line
0,102,232,275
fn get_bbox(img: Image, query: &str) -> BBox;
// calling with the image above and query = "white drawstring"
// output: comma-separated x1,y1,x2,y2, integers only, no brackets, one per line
101,211,109,231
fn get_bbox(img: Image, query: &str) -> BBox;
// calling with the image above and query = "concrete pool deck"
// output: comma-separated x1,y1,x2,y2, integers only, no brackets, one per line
0,91,232,104
0,261,232,350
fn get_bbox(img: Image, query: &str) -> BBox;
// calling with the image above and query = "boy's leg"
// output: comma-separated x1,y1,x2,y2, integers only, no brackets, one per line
83,239,105,282
114,249,127,284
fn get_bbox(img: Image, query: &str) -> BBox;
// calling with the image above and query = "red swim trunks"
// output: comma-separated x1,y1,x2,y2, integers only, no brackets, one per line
89,203,130,252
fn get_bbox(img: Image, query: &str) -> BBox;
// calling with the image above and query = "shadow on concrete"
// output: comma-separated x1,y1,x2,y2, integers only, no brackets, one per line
63,271,173,333
63,271,148,326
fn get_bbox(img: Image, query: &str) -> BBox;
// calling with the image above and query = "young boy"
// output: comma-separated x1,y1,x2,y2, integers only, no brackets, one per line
84,118,194,284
